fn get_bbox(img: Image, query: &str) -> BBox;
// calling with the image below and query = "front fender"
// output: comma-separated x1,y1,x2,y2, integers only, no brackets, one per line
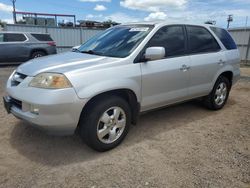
76,79,141,102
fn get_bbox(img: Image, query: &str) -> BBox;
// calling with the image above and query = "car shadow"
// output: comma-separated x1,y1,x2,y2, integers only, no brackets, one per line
9,99,236,167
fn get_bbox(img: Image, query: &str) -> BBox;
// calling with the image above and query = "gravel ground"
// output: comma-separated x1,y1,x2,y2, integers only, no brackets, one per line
0,66,249,188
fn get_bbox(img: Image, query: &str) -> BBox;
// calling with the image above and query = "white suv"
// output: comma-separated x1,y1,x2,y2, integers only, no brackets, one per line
4,22,240,151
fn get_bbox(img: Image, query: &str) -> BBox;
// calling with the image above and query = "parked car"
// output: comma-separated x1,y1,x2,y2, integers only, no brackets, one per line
3,22,240,151
0,32,57,63
72,45,81,52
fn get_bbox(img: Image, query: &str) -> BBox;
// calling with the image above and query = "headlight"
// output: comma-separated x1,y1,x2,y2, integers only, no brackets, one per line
29,73,72,89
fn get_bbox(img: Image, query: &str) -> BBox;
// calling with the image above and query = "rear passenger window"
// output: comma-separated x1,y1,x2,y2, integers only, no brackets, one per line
31,34,53,41
186,26,221,54
210,27,237,50
4,33,26,42
147,26,186,58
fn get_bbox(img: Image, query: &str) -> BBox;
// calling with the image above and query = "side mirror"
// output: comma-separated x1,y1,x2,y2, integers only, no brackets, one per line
144,47,165,61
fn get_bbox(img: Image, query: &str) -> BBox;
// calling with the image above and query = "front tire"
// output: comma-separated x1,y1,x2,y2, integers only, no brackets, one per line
204,76,231,110
79,96,131,152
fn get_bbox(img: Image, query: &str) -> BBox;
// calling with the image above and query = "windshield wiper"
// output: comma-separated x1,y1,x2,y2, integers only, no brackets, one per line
72,48,81,53
80,50,102,56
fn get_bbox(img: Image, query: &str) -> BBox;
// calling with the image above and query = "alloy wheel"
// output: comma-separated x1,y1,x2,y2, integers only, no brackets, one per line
97,106,126,144
214,82,227,106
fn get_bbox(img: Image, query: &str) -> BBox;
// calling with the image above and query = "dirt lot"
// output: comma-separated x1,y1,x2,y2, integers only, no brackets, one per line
0,66,249,188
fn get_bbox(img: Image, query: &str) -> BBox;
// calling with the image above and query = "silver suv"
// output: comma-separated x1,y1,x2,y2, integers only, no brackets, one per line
4,22,240,151
0,32,57,63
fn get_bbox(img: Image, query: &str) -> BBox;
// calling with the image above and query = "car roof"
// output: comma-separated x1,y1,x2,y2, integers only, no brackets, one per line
121,21,220,28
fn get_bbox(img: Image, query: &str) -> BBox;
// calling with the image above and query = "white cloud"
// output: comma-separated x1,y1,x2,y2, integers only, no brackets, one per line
105,12,141,23
94,4,107,11
149,8,249,28
86,14,95,19
84,12,139,23
1,15,23,24
85,14,103,20
2,18,13,24
224,9,249,17
0,3,13,13
144,12,167,21
79,0,111,2
120,0,187,12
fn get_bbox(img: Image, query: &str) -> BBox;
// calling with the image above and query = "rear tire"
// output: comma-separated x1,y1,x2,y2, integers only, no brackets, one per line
79,95,131,152
31,51,46,59
203,76,231,110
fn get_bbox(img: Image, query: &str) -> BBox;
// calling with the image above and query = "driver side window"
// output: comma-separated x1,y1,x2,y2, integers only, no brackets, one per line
147,25,186,58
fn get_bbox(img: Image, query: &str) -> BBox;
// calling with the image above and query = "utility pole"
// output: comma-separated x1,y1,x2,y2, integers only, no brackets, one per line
10,0,17,24
227,15,233,29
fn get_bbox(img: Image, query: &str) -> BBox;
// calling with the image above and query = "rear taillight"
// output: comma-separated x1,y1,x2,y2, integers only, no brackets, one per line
47,41,56,46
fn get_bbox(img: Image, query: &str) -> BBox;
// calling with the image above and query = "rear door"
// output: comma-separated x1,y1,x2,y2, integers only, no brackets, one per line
140,25,191,111
0,33,28,62
186,25,225,98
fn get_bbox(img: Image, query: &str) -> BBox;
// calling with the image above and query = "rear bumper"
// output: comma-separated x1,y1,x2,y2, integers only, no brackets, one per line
46,46,57,55
5,75,87,135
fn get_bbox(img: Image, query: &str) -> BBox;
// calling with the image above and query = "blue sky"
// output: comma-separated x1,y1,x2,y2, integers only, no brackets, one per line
0,0,250,28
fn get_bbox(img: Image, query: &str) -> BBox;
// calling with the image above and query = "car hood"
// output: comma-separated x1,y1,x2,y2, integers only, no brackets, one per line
17,52,123,76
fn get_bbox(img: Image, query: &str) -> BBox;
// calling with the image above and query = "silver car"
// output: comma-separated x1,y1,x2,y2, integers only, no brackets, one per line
4,22,240,151
0,32,57,63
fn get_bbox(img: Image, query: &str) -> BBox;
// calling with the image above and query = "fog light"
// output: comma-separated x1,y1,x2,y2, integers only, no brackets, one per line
30,104,39,115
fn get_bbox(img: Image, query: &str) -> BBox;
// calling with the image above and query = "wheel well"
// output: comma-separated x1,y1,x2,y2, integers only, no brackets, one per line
30,49,47,57
80,89,140,126
220,71,233,87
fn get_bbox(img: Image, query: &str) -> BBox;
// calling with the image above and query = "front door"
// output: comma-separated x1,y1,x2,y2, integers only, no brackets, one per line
139,25,191,111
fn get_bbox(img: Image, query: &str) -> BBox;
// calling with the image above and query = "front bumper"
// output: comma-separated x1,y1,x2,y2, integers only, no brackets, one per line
5,73,87,135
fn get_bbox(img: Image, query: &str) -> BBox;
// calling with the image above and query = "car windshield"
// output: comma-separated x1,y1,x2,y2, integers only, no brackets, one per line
78,25,153,58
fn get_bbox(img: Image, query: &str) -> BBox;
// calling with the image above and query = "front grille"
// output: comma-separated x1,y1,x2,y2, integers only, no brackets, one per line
10,97,22,109
11,72,27,86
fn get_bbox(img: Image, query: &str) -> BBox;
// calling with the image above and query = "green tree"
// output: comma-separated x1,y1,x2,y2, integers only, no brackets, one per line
103,19,119,28
0,20,6,28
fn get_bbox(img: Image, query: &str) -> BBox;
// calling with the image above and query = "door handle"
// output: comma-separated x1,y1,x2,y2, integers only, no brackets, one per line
180,64,190,71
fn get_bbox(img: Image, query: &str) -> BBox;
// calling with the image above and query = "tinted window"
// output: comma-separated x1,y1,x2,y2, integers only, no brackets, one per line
147,26,186,57
0,34,3,42
31,34,53,41
186,26,221,54
210,27,237,50
4,33,26,42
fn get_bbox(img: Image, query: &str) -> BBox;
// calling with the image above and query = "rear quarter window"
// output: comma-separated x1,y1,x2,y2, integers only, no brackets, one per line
31,34,53,41
210,27,237,50
4,33,27,42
